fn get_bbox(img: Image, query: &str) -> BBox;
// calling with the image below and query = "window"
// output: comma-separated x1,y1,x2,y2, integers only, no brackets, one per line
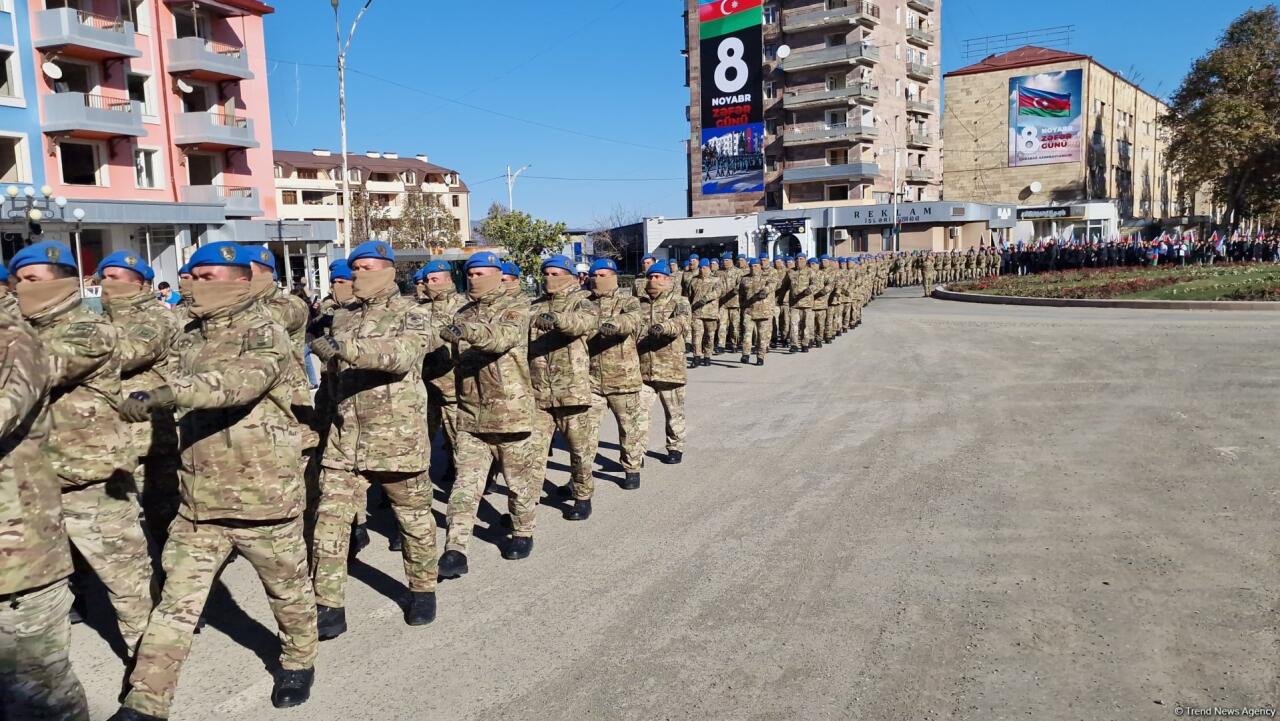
826,33,846,47
764,81,775,99
827,0,848,9
403,171,416,184
763,4,778,23
826,72,846,91
764,45,776,61
896,79,901,97
451,194,460,208
766,155,778,172
453,219,461,232
134,147,160,188
895,6,901,23
127,73,155,118
765,190,780,210
0,136,26,183
873,191,891,204
120,0,148,33
827,148,849,166
825,109,846,128
297,168,319,180
0,51,15,99
273,164,283,178
765,117,777,135
281,190,298,205
826,185,850,201
302,191,328,205
60,141,103,186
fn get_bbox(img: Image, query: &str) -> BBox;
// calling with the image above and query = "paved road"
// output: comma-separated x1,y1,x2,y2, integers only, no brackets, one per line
73,289,1280,720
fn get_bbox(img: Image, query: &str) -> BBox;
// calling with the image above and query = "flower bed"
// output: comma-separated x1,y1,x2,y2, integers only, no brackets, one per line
950,263,1280,301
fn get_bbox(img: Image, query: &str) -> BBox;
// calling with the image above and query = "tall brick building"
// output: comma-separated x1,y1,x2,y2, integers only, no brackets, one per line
684,0,942,217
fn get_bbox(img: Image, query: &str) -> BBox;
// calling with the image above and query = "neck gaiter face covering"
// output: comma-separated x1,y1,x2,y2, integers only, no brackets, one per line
101,279,146,301
332,282,355,305
645,277,672,298
593,275,619,294
426,280,454,301
190,280,254,319
17,278,80,319
353,268,397,301
467,273,502,301
544,274,577,295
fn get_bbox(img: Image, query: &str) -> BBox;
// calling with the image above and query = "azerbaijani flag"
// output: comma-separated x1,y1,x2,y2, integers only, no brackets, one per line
1017,86,1072,118
699,0,763,37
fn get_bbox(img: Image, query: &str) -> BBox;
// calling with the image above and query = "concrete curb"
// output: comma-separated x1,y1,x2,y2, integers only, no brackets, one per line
931,287,1280,311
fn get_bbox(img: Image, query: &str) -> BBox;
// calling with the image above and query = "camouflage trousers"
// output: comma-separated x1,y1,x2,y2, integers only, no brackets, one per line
124,515,317,718
825,306,842,339
741,317,771,356
427,399,459,448
0,579,89,721
774,305,789,344
640,382,686,453
62,478,155,654
810,307,828,343
313,468,438,608
691,318,718,359
789,307,813,347
923,272,936,296
139,453,181,548
530,405,599,501
716,306,741,348
590,391,648,474
446,431,540,554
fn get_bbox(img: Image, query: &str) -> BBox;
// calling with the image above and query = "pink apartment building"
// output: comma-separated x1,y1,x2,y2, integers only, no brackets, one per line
23,0,333,286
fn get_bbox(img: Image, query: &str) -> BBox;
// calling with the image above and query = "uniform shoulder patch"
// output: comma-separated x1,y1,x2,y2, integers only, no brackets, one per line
403,310,428,333
64,321,101,341
244,323,275,351
133,324,159,342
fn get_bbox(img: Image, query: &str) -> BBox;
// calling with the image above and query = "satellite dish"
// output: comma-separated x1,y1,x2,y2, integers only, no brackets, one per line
42,62,62,80
776,44,791,59
1029,181,1043,194
176,79,194,94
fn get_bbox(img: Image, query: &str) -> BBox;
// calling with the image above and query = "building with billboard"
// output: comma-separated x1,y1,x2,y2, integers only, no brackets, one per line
943,46,1205,242
684,0,943,217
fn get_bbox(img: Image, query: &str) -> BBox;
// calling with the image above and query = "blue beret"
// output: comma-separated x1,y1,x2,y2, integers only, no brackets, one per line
178,261,193,275
807,258,820,266
698,258,710,268
647,260,672,277
500,261,521,278
189,241,251,269
420,260,451,278
541,255,573,274
589,258,618,274
96,250,154,282
466,251,502,270
243,245,275,269
329,259,352,282
349,240,395,264
720,252,734,260
689,253,700,260
783,255,794,261
0,265,7,283
748,257,761,265
10,240,77,273
642,253,657,262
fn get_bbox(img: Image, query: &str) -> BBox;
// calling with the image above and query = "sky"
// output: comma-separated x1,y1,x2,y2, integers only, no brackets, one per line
264,0,1263,228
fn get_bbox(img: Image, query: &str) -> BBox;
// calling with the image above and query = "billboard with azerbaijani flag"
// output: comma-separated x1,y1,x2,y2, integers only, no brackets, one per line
1008,69,1084,168
698,0,765,195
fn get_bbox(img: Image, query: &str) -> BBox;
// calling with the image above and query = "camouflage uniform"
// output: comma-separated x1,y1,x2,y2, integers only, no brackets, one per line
103,289,182,544
444,287,540,554
686,272,721,361
122,300,318,719
588,284,648,474
739,267,775,357
637,284,690,455
788,263,815,348
715,262,744,351
313,286,439,609
27,293,153,653
258,283,315,443
0,308,88,721
420,289,467,448
771,261,790,345
922,253,937,296
528,286,599,500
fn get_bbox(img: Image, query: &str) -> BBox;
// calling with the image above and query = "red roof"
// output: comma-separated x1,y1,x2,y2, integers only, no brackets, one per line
274,150,469,191
945,46,1089,78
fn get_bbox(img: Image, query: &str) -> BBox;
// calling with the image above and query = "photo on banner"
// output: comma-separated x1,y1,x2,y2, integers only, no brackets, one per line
698,0,765,195
1008,69,1084,168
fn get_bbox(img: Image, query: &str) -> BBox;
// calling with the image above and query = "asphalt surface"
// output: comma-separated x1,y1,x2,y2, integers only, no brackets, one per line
72,288,1280,721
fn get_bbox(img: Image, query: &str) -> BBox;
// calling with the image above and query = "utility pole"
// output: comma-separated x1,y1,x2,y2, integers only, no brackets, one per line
506,164,531,212
880,116,902,252
333,0,374,253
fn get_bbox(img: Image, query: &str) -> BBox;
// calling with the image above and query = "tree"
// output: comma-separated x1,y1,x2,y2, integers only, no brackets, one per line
1165,6,1280,230
348,187,389,244
588,204,643,262
394,192,461,248
478,205,567,275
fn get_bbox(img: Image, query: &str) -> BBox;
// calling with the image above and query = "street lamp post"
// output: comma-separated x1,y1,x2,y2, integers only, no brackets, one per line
879,117,902,253
333,0,374,254
1,185,86,291
506,164,531,212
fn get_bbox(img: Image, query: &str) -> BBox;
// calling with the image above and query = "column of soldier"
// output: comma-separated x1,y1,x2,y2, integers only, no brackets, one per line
877,248,1005,294
0,236,905,721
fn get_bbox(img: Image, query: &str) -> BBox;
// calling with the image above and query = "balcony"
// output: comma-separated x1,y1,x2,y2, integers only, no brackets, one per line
782,2,880,33
783,162,880,184
42,92,143,138
906,168,935,182
783,82,878,110
783,122,878,146
906,99,935,114
907,0,936,12
181,184,264,217
906,26,935,46
33,8,141,60
906,62,935,81
174,111,259,149
781,43,880,73
907,131,935,147
166,37,254,81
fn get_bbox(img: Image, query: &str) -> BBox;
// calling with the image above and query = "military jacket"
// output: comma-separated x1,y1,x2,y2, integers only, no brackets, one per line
687,274,722,320
104,290,182,458
588,289,644,395
637,290,690,387
420,291,467,404
30,296,131,489
719,266,745,309
261,286,313,414
451,288,536,435
740,270,776,320
170,301,303,522
787,267,814,308
0,308,71,595
528,288,598,409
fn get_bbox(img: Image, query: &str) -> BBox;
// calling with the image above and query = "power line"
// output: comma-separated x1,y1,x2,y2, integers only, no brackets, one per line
523,175,684,182
269,57,680,156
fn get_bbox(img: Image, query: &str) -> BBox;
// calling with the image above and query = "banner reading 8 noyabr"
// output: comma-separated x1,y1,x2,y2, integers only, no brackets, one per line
1008,68,1083,168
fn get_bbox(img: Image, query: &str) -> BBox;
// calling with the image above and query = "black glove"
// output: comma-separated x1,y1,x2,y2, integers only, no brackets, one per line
120,386,176,423
310,336,342,363
600,320,621,336
533,312,558,331
440,324,465,344
649,323,666,337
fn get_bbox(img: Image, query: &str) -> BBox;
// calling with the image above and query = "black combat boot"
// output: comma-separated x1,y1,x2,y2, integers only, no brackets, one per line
405,591,436,626
739,354,750,364
700,357,712,367
621,472,640,490
755,356,764,366
663,450,683,465
437,549,469,578
557,483,573,498
270,668,315,709
789,345,801,353
388,532,402,552
316,605,346,641
349,522,370,559
502,536,533,560
564,498,592,521
107,707,166,721
801,345,810,353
